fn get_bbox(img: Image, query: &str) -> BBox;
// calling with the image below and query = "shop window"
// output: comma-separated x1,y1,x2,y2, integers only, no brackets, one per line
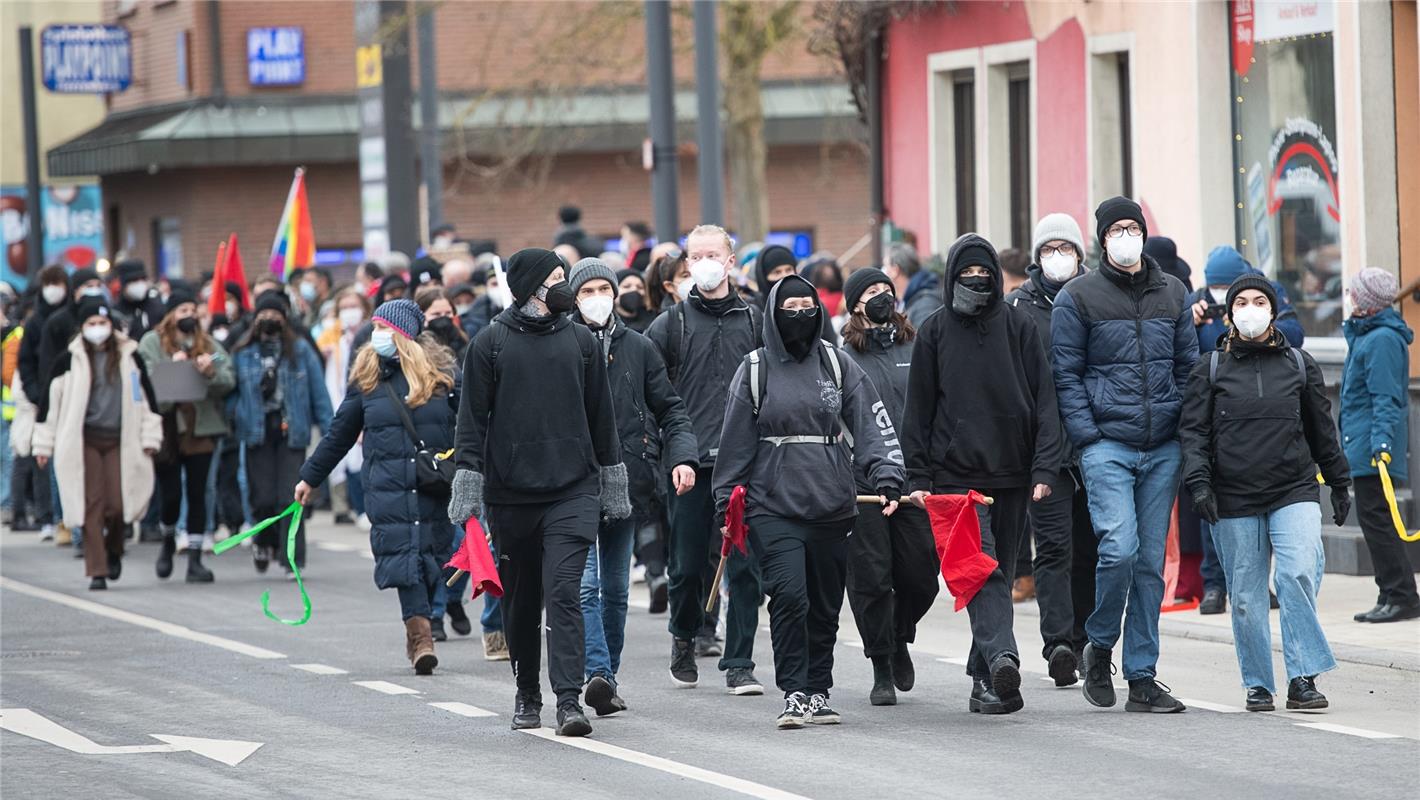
1091,50,1134,206
953,75,976,235
1007,71,1031,250
1232,5,1339,337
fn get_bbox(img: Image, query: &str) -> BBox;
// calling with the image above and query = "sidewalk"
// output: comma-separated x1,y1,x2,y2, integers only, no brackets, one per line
1013,573,1420,672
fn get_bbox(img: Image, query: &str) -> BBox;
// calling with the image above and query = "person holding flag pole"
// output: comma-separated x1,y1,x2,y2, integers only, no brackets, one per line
711,274,905,729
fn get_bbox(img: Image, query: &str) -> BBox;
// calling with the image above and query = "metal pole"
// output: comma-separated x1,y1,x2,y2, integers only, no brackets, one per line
692,0,723,227
417,3,443,237
866,29,884,265
380,0,419,256
19,26,43,275
644,1,679,243
207,0,225,102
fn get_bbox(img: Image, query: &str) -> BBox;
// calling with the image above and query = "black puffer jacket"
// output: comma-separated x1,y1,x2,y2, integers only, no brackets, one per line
1006,265,1085,467
579,317,699,502
300,362,458,589
1179,331,1350,517
841,327,912,494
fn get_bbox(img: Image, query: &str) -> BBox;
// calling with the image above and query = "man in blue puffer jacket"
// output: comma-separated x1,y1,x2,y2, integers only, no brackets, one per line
1051,196,1198,714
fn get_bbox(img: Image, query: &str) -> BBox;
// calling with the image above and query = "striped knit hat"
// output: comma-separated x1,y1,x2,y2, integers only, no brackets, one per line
372,298,424,340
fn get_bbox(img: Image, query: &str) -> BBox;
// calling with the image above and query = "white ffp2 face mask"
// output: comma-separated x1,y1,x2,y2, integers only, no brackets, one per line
1040,252,1078,283
82,324,112,345
125,281,150,301
675,276,696,301
578,295,614,327
42,285,66,306
1232,305,1272,339
1106,234,1144,267
690,259,726,292
338,307,364,330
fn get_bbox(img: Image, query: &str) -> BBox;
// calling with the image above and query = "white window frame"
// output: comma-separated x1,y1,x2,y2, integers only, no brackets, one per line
1086,32,1136,218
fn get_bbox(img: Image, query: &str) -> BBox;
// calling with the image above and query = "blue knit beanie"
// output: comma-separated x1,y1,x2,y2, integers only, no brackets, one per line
372,298,424,340
1204,246,1248,287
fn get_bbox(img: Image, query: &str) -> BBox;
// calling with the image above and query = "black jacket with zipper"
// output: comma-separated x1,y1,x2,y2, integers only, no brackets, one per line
1179,330,1350,517
841,327,913,494
1006,265,1085,468
901,234,1064,491
577,315,699,504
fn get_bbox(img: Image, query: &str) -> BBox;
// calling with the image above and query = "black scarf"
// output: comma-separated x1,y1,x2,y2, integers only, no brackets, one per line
689,287,742,318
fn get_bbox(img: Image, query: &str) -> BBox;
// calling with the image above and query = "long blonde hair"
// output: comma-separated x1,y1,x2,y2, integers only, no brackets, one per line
349,327,454,407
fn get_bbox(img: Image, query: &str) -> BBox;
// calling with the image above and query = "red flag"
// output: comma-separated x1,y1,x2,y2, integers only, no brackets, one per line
207,240,229,317
443,518,503,599
925,492,998,611
225,234,251,311
722,485,750,557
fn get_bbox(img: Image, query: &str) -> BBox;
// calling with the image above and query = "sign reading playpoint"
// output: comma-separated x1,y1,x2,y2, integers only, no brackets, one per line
1233,1,1255,77
41,25,131,93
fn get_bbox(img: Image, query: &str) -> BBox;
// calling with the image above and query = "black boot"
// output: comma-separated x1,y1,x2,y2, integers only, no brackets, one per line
186,549,214,583
1286,676,1328,710
431,617,448,642
869,655,897,706
156,531,176,579
446,601,473,636
107,552,122,581
892,641,915,692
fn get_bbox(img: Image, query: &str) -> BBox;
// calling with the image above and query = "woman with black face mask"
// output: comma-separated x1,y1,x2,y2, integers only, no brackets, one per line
415,286,469,362
231,290,333,577
712,274,906,729
837,268,939,707
612,269,658,333
135,288,235,582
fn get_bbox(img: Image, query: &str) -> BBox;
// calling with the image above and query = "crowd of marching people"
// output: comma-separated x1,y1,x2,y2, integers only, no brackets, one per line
4,198,1419,736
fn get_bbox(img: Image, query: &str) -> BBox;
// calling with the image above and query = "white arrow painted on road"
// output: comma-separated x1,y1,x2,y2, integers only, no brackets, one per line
0,709,263,766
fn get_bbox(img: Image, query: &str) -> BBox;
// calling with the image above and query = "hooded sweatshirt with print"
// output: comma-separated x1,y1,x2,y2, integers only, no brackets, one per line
712,275,904,522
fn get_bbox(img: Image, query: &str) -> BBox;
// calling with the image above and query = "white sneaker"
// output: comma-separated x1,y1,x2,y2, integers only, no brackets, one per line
202,533,216,553
39,524,55,542
355,513,371,531
631,563,647,585
175,531,192,552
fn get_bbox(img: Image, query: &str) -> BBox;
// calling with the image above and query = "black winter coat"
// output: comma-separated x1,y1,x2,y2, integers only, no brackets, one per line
1179,332,1350,518
36,304,81,405
17,296,64,400
1006,266,1085,468
580,318,698,503
113,294,167,343
842,327,912,494
299,363,458,590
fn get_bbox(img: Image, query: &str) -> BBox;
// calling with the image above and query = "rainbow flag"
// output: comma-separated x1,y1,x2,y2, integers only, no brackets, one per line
269,168,315,279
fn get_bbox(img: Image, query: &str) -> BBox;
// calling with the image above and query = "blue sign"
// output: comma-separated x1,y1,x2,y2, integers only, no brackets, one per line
248,27,305,86
41,25,131,94
1,184,105,291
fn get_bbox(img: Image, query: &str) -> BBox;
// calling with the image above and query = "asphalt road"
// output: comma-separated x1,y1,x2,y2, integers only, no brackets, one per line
3,519,1417,800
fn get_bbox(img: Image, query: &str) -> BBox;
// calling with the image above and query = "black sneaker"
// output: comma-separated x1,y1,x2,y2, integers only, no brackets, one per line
695,633,723,658
892,641,915,692
1047,644,1079,687
333,513,354,525
88,577,107,591
430,617,447,642
806,693,841,725
1246,686,1275,712
1199,587,1226,615
253,546,271,574
1081,643,1117,708
555,702,592,737
669,638,698,688
777,692,809,729
1125,678,1187,713
648,575,669,614
1286,676,1329,710
107,553,122,581
446,601,473,636
726,667,763,696
511,691,542,730
584,675,622,716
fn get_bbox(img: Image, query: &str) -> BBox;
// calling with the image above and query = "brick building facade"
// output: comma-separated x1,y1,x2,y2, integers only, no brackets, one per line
51,1,870,279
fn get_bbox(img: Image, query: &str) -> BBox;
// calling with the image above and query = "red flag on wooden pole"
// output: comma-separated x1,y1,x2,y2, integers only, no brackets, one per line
224,233,251,311
206,240,229,316
443,518,503,599
925,492,998,611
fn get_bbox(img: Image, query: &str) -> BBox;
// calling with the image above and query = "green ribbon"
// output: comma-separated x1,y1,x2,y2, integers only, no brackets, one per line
213,501,312,626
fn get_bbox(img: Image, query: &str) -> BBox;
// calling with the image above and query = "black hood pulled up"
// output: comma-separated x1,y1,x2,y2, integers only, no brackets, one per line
763,274,825,363
943,233,1003,303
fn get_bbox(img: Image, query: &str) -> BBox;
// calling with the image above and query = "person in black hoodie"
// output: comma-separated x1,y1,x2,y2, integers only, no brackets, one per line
756,244,836,342
448,247,630,738
1004,212,1096,685
838,267,940,706
713,274,905,728
1179,274,1350,712
569,258,699,716
112,258,167,343
12,265,70,535
36,267,106,407
644,224,766,695
901,233,1064,715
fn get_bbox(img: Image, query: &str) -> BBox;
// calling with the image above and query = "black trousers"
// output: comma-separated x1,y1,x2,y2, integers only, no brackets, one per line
157,450,213,534
1070,483,1098,651
846,503,940,657
937,484,1028,681
245,419,307,568
666,466,761,669
1354,476,1420,606
487,494,598,705
11,455,53,524
214,439,245,532
753,515,850,697
633,502,667,579
1024,470,1095,658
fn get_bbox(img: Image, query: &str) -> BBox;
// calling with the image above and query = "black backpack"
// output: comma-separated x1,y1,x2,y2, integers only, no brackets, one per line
663,301,762,383
1207,347,1305,386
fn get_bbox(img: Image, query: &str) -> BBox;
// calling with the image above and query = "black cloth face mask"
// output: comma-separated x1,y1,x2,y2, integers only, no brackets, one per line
951,278,992,317
775,306,819,361
618,292,644,313
864,292,895,324
176,317,199,334
259,318,284,336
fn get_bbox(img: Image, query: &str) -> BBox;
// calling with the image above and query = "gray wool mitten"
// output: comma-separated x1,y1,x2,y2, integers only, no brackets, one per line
600,463,632,520
447,469,484,525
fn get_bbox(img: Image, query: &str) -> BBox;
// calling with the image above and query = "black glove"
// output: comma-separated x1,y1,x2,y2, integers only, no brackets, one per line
1330,486,1351,527
1191,486,1219,525
878,486,902,504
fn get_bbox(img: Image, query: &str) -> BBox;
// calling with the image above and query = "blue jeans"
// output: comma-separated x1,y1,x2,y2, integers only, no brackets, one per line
581,517,635,684
1,416,11,510
1212,502,1336,693
1199,519,1226,592
1080,439,1181,681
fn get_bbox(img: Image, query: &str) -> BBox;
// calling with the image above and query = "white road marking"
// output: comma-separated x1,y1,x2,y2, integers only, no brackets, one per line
1178,698,1244,713
520,728,813,800
0,577,285,660
841,639,863,649
290,663,349,675
428,702,497,717
0,708,263,766
1294,722,1401,740
316,541,360,552
936,656,969,666
352,681,421,695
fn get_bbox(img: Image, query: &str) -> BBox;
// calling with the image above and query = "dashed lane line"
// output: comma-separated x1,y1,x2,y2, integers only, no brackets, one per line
428,702,497,717
1177,698,1244,713
290,663,349,675
1294,722,1402,740
520,728,813,800
352,681,421,696
0,576,286,660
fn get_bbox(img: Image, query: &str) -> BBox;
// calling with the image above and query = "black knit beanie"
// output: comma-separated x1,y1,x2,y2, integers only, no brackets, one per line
1225,274,1278,321
506,248,563,305
842,267,892,312
1094,196,1148,248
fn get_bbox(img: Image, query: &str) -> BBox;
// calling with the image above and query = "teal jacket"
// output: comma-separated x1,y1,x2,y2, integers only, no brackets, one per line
1340,308,1412,478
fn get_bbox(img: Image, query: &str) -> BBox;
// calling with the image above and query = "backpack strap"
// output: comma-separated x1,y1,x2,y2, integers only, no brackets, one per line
1289,347,1305,375
748,349,764,416
488,319,509,379
664,304,685,383
1208,350,1220,387
381,380,427,449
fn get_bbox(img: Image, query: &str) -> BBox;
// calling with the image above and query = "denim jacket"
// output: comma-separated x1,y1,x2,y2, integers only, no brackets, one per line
229,337,333,449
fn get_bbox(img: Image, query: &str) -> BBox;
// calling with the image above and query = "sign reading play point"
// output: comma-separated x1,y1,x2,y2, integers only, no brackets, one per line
0,708,263,766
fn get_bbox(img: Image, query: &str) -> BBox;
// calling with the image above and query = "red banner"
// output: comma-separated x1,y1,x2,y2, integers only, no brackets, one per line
1233,1,1255,77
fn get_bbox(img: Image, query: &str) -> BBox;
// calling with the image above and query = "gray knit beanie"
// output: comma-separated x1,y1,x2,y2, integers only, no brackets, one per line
570,257,619,297
1032,213,1085,262
1351,267,1398,316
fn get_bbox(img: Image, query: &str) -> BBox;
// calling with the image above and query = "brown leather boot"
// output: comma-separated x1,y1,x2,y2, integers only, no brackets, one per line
406,616,438,675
